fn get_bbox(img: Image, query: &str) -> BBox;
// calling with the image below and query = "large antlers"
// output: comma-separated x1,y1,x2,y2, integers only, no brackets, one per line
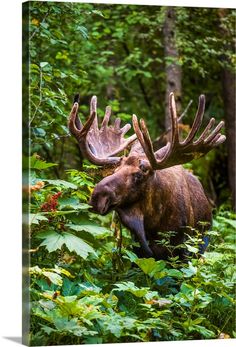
68,95,136,166
132,93,226,170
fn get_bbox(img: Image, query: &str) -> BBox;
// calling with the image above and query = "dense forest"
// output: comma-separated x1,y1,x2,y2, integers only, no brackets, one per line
23,2,235,345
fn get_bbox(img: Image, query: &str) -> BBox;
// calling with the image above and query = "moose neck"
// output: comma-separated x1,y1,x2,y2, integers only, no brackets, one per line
116,165,211,233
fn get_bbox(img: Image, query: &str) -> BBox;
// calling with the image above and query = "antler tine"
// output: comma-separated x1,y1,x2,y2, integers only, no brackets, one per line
89,95,98,130
194,117,215,145
120,123,131,135
132,93,226,170
132,114,146,150
169,92,179,146
132,115,170,169
72,94,83,130
132,114,157,161
69,94,137,166
132,94,180,169
68,95,97,140
140,118,170,166
140,119,154,153
114,118,121,130
181,94,205,145
140,118,159,167
101,106,111,128
80,106,97,137
68,102,81,141
212,134,226,147
108,133,137,157
203,120,225,144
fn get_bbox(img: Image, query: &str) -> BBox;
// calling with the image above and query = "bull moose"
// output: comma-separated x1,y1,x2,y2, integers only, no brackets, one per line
68,93,225,259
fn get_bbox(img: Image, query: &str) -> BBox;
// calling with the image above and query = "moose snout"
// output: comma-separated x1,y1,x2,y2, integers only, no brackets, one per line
89,186,116,215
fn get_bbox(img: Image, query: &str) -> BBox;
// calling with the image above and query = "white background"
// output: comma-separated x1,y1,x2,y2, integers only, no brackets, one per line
0,0,234,346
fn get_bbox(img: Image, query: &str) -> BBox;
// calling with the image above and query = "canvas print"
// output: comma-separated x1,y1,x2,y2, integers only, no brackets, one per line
22,1,235,345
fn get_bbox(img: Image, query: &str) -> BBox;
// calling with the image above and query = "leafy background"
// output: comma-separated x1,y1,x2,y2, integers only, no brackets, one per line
22,2,235,345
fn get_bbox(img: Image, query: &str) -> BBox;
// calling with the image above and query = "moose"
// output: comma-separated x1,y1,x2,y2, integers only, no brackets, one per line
68,93,226,259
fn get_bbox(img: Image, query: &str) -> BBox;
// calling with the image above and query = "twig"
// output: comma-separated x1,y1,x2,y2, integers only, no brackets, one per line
179,99,193,121
165,99,193,133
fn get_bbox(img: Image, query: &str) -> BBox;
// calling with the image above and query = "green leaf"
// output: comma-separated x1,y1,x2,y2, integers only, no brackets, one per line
29,213,48,225
43,179,77,189
181,262,197,278
62,278,79,296
40,61,49,68
167,269,182,278
58,197,90,211
62,232,95,258
113,281,149,298
30,155,58,170
185,244,199,253
30,63,40,72
217,216,236,229
192,317,205,325
29,266,70,286
67,223,111,237
135,258,166,277
43,271,63,286
77,25,88,39
135,258,157,274
122,249,138,262
32,127,46,137
180,282,194,294
37,231,65,252
37,231,95,259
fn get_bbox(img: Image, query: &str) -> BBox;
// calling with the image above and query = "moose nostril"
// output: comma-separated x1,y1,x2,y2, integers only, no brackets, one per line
88,191,110,214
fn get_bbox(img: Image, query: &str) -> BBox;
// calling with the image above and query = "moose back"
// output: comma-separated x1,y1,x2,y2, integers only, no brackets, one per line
68,93,225,259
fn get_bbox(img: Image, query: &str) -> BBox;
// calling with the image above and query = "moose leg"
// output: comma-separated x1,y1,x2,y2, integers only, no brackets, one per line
117,209,154,258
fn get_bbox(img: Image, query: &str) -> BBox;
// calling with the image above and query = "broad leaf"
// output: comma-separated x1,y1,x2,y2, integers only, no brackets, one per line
135,258,166,277
43,179,77,189
43,271,63,286
37,231,95,259
37,231,65,252
185,244,199,254
167,269,182,278
30,155,57,170
62,232,95,258
113,281,149,298
67,223,111,237
29,213,48,225
217,216,236,229
58,197,90,210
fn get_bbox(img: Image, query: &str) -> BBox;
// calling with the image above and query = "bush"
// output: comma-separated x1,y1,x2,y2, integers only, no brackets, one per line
26,157,235,345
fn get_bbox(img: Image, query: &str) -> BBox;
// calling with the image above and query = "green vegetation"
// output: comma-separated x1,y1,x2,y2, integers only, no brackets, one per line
27,158,235,344
23,2,235,345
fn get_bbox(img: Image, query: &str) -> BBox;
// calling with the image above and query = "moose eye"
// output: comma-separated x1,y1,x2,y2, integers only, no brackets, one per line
139,163,149,173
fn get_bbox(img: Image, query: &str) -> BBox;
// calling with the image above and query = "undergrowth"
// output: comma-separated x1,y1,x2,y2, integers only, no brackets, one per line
24,155,235,345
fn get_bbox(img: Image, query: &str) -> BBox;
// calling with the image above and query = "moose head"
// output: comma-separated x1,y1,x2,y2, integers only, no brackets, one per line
68,94,225,259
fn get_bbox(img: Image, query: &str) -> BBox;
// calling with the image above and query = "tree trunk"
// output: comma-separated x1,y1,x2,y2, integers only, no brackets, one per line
222,68,236,211
218,8,236,211
163,7,182,130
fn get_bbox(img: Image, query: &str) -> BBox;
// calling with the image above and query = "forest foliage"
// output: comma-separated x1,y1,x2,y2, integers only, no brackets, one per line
23,2,235,345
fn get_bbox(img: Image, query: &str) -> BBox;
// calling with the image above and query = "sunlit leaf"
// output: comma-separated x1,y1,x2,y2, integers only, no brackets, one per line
43,179,77,189
37,231,95,258
30,155,58,170
29,213,48,225
67,223,111,237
